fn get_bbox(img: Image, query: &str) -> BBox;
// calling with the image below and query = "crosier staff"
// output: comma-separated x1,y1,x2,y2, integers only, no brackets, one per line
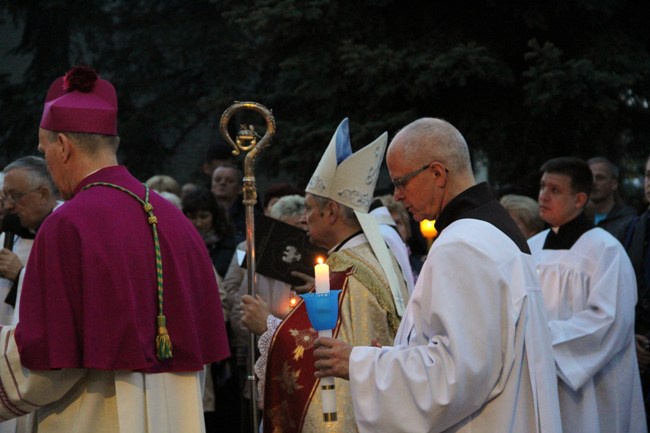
219,101,276,433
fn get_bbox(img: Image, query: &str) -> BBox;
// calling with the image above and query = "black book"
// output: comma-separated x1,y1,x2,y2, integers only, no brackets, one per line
242,215,327,286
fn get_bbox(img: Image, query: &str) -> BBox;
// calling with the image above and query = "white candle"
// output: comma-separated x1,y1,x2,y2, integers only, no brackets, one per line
314,257,330,293
313,256,337,421
319,327,336,420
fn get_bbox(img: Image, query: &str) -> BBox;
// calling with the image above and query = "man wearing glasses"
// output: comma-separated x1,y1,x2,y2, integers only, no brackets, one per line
314,117,562,432
0,156,60,325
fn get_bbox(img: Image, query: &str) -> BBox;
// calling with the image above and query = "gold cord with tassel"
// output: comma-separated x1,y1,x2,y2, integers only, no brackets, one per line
83,182,173,360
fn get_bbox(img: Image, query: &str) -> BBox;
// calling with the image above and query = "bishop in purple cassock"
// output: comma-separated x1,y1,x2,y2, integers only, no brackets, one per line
0,65,229,433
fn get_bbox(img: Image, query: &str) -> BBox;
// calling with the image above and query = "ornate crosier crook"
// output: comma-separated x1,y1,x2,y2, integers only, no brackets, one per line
219,101,276,433
220,102,276,207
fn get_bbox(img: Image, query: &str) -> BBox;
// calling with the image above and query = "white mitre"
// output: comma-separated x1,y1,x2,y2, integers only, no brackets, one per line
306,118,406,315
305,118,387,213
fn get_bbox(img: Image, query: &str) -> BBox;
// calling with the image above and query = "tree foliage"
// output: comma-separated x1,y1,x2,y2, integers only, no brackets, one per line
1,0,648,197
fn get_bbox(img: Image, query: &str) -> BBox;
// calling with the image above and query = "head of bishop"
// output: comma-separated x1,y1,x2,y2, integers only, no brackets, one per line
40,65,118,136
305,118,387,214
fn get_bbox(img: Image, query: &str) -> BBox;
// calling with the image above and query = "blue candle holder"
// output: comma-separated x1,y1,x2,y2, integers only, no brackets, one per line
300,290,342,331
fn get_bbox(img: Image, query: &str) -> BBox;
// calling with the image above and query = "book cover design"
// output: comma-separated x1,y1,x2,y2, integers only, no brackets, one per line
246,215,327,286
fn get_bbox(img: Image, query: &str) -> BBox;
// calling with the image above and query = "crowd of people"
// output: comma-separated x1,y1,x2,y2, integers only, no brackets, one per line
0,64,648,433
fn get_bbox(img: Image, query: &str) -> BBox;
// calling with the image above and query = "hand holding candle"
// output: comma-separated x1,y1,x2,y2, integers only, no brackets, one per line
301,256,338,422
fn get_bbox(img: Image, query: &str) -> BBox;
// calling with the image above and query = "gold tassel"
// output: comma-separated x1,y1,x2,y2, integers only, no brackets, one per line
156,315,173,360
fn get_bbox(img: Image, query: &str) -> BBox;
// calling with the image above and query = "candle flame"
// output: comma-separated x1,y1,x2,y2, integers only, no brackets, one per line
317,257,324,265
420,219,438,239
290,297,297,307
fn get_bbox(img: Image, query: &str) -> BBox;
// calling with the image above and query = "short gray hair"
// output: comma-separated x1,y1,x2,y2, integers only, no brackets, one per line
500,194,544,236
4,156,58,195
311,194,358,225
397,118,472,176
587,156,619,179
269,194,305,220
45,130,120,155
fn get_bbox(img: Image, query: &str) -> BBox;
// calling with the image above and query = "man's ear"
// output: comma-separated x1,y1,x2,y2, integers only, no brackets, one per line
325,200,338,223
57,133,73,163
35,184,51,203
430,162,448,187
575,191,589,209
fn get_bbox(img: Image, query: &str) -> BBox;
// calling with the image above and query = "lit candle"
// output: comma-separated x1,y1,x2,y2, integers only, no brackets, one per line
419,219,438,239
314,257,330,293
313,256,337,421
420,219,438,250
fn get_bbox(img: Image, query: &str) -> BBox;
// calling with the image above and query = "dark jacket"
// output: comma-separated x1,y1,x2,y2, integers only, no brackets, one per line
625,209,650,334
597,202,637,244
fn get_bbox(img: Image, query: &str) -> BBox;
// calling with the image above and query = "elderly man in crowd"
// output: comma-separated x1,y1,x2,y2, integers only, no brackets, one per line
241,118,409,433
0,156,60,326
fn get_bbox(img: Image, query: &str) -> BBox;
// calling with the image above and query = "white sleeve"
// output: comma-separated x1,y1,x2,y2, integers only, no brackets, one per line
348,239,515,432
0,326,86,420
253,315,282,408
548,242,637,390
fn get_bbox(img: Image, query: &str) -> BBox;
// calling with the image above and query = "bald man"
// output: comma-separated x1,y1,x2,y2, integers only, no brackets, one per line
314,118,562,433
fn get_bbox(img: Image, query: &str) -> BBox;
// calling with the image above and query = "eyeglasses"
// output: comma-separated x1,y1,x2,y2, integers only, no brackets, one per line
392,164,431,190
2,187,41,205
391,161,449,191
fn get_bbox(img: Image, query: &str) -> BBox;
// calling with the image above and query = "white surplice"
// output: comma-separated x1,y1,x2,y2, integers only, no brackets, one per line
0,201,64,328
370,206,415,293
0,235,33,326
529,227,647,433
348,219,562,433
0,326,206,433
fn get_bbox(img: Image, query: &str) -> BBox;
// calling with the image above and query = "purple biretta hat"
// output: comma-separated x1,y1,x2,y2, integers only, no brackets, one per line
40,65,118,136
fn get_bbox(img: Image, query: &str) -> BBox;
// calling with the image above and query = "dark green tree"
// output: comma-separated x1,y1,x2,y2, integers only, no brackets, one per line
1,0,648,198
224,0,650,194
0,0,111,161
0,0,252,180
87,0,254,179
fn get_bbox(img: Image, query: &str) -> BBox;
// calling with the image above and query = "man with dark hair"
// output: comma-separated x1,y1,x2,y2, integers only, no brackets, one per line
588,156,637,243
0,66,230,433
200,140,236,187
529,156,646,432
211,163,248,240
